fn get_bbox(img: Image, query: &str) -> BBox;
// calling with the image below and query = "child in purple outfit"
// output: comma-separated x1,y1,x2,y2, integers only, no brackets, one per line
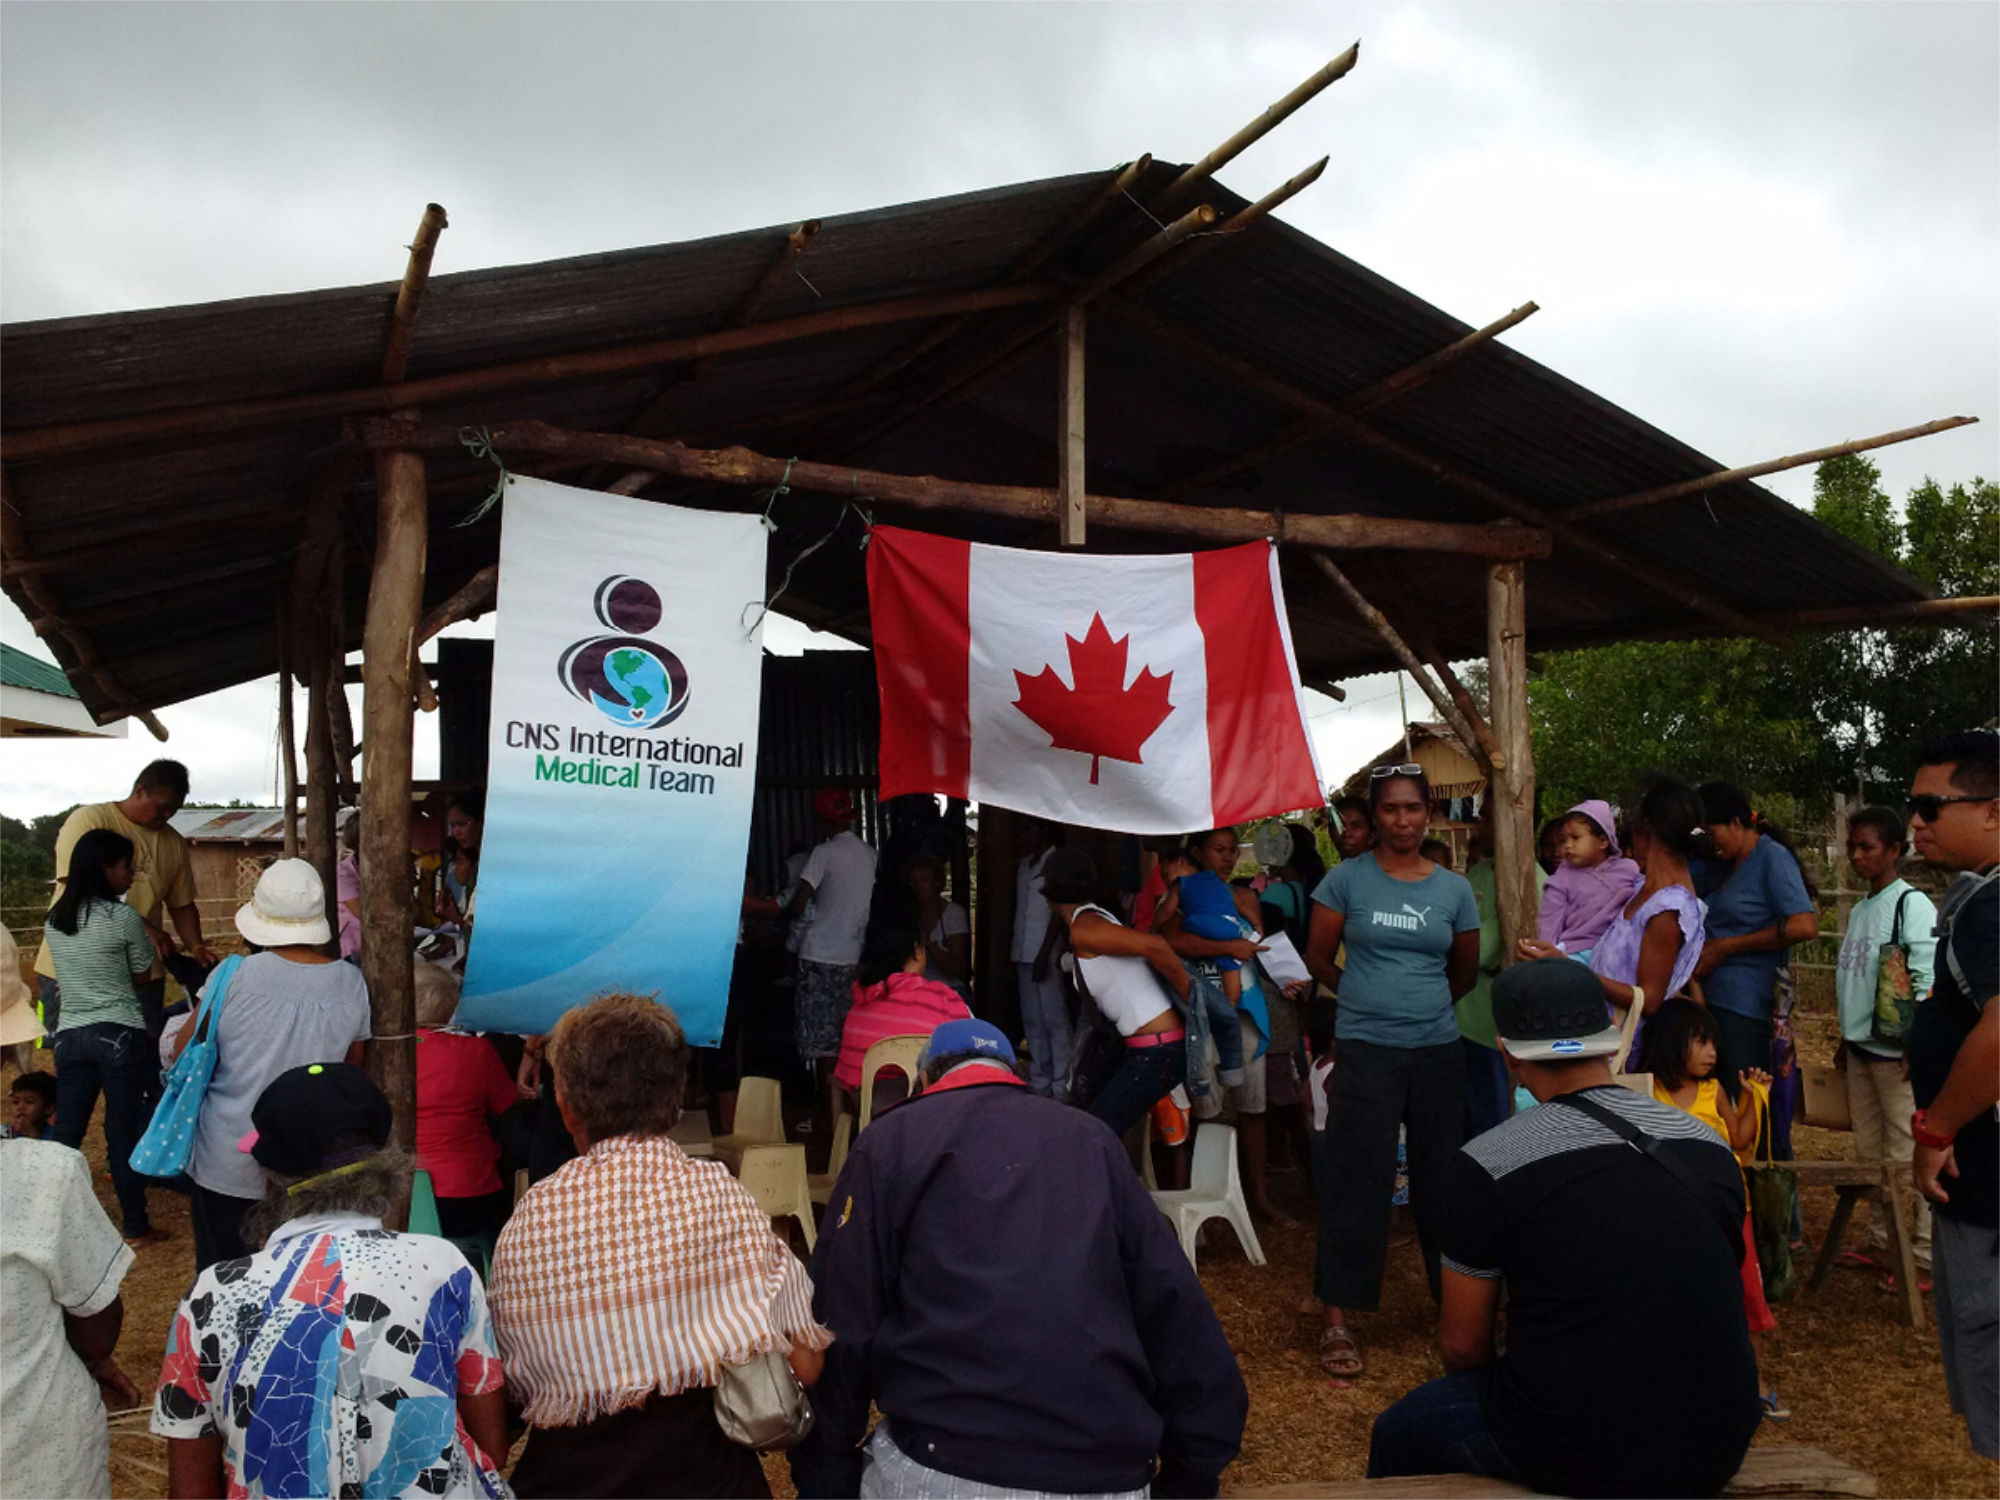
1537,799,1642,955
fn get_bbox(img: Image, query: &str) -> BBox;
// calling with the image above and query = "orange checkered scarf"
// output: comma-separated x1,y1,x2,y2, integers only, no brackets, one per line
488,1133,832,1426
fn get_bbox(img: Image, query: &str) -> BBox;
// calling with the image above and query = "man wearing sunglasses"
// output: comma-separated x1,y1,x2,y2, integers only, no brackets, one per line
1905,729,2000,1461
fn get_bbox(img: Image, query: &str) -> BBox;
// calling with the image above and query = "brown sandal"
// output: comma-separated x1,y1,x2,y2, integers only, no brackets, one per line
1318,1324,1364,1378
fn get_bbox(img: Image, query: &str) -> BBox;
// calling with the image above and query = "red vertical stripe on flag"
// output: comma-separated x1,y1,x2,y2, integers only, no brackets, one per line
1193,542,1322,826
868,527,972,800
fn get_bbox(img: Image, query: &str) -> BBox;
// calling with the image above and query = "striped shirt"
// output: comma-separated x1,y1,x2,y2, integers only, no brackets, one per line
42,900,152,1031
488,1133,832,1427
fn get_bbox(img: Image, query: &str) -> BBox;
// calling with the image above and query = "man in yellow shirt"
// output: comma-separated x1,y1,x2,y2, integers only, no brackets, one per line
33,761,216,1043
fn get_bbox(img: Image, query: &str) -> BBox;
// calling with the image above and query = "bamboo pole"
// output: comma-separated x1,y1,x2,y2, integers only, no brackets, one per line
360,428,428,1153
835,204,1221,458
602,219,825,491
1402,624,1504,775
1152,42,1359,215
327,539,358,797
303,600,339,956
1567,415,1981,519
1309,551,1501,771
1487,560,1539,956
2,282,1063,463
360,416,1552,560
1155,300,1538,501
379,205,450,385
1059,305,1087,547
276,596,300,858
1108,298,1782,643
1120,156,1329,303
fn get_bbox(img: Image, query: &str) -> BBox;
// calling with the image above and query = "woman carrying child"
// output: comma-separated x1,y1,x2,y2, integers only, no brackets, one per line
1519,775,1707,1067
1536,799,1641,956
1640,997,1788,1422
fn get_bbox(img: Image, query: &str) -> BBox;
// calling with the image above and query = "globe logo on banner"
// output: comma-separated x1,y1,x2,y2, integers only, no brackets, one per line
555,575,690,730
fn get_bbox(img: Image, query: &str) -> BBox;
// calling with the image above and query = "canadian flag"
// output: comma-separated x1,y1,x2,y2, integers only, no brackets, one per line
869,526,1325,834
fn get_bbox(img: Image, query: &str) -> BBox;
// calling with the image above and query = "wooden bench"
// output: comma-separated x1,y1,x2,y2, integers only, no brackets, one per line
1787,1158,1925,1327
1226,1443,1875,1498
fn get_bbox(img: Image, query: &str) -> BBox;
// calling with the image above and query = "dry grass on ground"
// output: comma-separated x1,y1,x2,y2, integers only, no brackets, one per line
11,1009,1991,1500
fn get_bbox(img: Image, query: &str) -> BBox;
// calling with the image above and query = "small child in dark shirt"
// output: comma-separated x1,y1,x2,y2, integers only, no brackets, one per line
7,1071,56,1139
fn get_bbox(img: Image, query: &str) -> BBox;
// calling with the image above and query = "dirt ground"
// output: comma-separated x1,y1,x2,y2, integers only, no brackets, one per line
13,1001,1995,1500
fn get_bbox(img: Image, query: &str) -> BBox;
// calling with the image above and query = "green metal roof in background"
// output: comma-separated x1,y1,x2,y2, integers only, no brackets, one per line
0,642,81,699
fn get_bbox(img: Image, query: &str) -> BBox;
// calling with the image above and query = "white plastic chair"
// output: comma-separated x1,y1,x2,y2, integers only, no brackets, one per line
1149,1123,1265,1268
808,1112,854,1207
858,1034,929,1132
738,1142,816,1250
712,1076,785,1170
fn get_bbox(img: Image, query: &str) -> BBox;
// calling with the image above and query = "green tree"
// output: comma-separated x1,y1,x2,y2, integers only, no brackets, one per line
1529,470,1996,816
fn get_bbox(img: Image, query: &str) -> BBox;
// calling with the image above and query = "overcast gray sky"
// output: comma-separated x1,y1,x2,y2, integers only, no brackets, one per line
3,1,1995,817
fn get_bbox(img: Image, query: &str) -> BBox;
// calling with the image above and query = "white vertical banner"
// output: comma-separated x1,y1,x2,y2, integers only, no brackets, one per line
456,477,766,1043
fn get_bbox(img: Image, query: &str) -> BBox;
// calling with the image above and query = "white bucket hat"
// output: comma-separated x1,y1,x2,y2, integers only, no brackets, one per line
236,858,332,948
0,926,44,1047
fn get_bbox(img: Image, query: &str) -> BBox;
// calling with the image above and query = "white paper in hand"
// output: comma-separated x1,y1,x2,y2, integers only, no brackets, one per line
1255,930,1312,989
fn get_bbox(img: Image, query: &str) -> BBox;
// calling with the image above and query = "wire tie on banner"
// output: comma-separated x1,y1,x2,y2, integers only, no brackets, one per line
742,496,872,639
454,427,511,527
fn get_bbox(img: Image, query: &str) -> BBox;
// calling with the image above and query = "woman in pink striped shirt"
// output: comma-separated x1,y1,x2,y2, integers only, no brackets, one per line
832,924,972,1122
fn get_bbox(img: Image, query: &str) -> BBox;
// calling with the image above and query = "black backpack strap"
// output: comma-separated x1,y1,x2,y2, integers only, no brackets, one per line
1547,1090,1741,1260
1890,887,1912,948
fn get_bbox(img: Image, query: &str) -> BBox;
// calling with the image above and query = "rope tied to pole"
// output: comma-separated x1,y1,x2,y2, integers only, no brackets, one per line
454,427,511,527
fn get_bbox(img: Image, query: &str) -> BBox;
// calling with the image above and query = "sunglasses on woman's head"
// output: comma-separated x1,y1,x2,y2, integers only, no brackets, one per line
1371,764,1423,779
1907,793,1994,823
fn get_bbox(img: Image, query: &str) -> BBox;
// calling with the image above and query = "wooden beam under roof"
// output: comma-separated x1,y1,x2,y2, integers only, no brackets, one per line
358,416,1554,562
1105,297,1784,644
1154,300,1539,502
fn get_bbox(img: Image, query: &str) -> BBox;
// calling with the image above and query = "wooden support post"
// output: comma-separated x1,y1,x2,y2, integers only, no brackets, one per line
1487,560,1538,958
303,600,339,956
360,426,428,1152
1059,304,1086,547
1310,552,1501,771
276,597,300,858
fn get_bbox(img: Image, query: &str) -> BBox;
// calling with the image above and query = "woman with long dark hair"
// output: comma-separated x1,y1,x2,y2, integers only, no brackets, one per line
1301,767,1480,1379
1692,781,1818,1093
43,826,165,1247
1042,848,1199,1137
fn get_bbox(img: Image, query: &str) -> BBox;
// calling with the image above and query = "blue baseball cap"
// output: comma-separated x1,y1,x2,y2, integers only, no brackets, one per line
921,1018,1017,1069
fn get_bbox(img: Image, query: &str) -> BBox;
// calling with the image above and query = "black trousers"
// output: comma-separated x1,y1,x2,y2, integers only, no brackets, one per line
1315,1037,1466,1310
190,1182,258,1272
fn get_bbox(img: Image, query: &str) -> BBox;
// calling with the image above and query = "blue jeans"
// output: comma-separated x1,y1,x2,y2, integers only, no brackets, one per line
1089,1038,1185,1138
51,1022,154,1237
1368,1370,1520,1482
1187,968,1245,1085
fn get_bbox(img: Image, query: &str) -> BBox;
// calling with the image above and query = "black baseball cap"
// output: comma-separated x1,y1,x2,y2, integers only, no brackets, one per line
1492,957,1624,1062
241,1062,393,1176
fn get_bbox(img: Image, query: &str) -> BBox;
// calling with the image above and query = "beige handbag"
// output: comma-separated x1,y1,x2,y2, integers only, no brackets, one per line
713,1350,815,1453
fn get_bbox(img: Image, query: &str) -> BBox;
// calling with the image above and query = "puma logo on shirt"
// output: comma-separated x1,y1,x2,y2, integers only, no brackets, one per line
1371,905,1433,932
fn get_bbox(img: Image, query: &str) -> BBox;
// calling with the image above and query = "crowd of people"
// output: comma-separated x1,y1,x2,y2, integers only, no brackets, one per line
1,728,1994,1499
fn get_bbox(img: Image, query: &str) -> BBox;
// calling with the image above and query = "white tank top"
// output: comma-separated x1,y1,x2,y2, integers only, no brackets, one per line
1070,903,1178,1037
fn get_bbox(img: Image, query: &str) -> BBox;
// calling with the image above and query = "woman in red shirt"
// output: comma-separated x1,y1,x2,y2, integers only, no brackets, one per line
414,964,519,1244
833,923,971,1122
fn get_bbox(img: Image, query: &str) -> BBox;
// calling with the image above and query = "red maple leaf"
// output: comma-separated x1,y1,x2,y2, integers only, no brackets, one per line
1012,614,1175,784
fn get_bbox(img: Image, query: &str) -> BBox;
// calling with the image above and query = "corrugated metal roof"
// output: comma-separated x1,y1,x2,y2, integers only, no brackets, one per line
169,807,290,843
0,643,78,698
0,162,1930,721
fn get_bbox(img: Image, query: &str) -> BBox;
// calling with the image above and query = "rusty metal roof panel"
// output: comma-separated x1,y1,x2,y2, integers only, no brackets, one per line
0,162,1935,720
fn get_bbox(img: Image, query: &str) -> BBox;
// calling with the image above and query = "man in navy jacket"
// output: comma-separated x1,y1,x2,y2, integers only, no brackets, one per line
790,1020,1247,1498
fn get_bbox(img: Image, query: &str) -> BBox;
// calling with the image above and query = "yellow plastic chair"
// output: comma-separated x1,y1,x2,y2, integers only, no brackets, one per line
808,1112,854,1207
858,1035,929,1132
712,1076,785,1171
669,1108,715,1158
1148,1122,1265,1269
738,1142,816,1251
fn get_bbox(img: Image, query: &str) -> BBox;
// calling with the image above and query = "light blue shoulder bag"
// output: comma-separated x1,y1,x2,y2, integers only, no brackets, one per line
130,954,243,1179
